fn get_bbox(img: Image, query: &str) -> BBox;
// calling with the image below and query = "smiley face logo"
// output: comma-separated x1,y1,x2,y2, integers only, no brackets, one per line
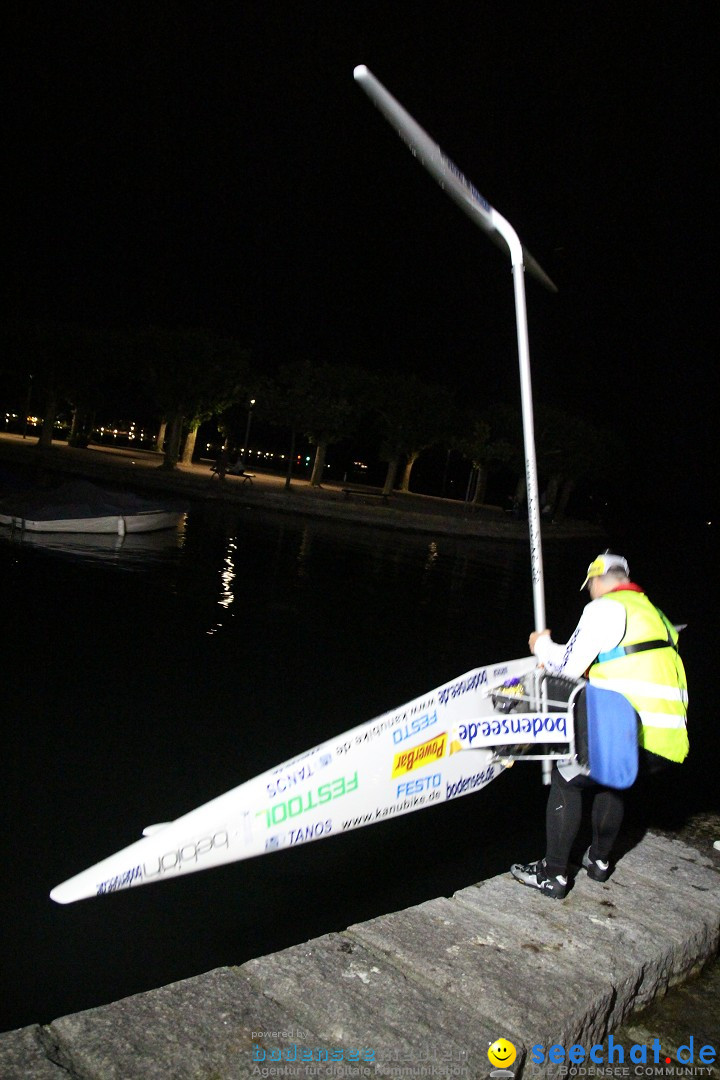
488,1038,517,1069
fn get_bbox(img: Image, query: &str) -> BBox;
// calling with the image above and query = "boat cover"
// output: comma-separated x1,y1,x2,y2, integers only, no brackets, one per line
0,480,178,521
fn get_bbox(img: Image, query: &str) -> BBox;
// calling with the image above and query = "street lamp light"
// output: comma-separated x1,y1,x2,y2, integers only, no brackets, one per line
242,398,256,468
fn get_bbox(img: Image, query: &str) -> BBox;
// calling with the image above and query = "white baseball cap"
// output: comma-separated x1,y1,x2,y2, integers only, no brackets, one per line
580,552,629,590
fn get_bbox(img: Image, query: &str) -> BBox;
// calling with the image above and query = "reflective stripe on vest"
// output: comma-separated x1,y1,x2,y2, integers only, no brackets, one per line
589,590,688,763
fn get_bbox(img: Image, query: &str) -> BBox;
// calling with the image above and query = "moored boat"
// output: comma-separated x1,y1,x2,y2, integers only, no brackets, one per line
0,480,186,535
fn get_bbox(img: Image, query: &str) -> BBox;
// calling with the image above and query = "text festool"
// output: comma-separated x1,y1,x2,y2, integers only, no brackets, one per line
255,772,358,829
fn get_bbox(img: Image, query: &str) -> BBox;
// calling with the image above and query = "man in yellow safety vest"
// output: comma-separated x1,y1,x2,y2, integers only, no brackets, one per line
511,551,688,899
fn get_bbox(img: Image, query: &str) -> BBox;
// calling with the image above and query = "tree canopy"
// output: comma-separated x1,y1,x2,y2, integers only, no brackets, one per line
0,321,614,518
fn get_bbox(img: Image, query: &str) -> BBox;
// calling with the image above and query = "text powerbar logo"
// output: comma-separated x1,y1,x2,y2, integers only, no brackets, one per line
391,733,447,777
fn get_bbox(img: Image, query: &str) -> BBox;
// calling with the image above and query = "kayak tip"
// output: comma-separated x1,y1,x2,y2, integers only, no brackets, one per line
50,882,74,905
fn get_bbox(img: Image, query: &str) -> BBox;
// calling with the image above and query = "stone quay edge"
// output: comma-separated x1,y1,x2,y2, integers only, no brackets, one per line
1,831,718,1079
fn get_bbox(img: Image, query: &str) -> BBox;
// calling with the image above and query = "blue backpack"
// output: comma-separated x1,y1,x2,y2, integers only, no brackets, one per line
581,683,639,789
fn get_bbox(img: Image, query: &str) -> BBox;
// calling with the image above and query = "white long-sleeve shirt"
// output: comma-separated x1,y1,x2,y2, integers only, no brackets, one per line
533,596,630,781
532,596,627,680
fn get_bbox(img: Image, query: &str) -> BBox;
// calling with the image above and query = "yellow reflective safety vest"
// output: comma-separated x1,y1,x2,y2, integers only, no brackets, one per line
588,588,689,763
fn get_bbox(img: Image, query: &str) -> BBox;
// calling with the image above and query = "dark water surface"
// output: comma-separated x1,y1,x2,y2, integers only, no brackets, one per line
1,502,714,1033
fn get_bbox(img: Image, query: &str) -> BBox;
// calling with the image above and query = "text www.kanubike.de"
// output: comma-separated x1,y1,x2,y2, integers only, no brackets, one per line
341,765,496,830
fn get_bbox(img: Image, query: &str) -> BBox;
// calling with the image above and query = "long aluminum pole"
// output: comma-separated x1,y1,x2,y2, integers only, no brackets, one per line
354,66,550,632
491,210,546,632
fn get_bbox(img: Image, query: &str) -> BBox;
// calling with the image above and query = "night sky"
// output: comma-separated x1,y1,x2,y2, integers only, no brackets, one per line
5,3,718,515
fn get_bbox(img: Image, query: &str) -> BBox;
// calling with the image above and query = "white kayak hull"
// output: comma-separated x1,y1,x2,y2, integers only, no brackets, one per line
51,655,546,904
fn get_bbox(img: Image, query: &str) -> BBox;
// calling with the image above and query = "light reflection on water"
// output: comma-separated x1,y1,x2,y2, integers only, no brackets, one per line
0,502,713,1034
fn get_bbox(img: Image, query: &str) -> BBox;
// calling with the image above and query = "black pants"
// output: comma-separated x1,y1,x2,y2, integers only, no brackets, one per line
543,767,624,877
543,750,674,877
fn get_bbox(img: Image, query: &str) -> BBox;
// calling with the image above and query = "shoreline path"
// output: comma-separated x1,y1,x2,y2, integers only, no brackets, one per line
0,432,604,542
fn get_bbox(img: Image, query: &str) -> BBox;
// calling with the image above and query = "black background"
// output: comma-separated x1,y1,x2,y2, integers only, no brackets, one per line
5,2,718,510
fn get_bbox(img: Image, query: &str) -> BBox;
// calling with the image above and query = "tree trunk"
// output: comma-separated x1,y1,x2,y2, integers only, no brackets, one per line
284,425,297,490
310,442,326,486
544,473,561,517
38,391,57,448
181,423,199,465
161,412,183,469
69,407,81,441
554,477,575,522
400,451,419,493
472,463,488,505
511,474,527,518
155,419,167,453
382,456,400,496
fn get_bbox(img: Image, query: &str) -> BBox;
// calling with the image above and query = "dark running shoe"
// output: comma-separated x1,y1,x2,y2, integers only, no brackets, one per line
582,848,611,882
510,858,567,899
